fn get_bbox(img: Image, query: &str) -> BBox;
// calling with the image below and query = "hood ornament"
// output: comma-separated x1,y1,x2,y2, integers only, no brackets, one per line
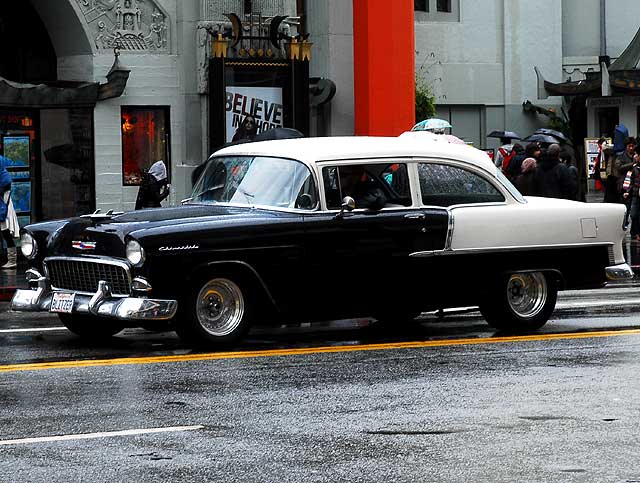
72,241,97,251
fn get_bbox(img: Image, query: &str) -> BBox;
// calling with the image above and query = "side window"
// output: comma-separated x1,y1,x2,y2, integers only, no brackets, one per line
323,163,411,210
418,163,505,207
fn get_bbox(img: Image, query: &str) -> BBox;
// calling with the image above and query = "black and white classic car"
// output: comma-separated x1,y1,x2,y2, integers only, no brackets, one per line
11,134,633,347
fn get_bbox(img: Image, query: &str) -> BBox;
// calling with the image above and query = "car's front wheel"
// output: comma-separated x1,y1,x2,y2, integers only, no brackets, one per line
176,276,253,347
479,271,557,332
57,314,125,339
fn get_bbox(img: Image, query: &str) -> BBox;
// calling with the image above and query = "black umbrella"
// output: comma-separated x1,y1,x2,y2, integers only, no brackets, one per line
254,127,304,141
522,133,561,145
488,130,521,140
533,128,570,144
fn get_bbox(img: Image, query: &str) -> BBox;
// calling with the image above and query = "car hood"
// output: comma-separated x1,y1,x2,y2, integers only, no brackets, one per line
27,204,300,258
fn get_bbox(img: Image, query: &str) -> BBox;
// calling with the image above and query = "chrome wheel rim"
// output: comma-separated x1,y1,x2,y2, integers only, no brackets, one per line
196,279,245,337
506,272,547,319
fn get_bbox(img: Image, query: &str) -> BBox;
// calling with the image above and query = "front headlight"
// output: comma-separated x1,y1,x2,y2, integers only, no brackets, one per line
126,239,146,267
20,232,37,259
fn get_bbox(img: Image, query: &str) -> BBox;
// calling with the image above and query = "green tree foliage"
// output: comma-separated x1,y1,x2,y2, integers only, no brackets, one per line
415,77,436,122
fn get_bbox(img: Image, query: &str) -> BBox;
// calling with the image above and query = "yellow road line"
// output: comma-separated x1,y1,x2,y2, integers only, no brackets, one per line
2,328,640,373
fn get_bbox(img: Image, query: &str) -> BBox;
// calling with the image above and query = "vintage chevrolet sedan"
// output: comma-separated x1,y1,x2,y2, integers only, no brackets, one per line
11,134,633,347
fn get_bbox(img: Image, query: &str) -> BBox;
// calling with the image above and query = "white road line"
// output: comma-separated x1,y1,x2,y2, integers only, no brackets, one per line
0,425,205,446
0,327,67,334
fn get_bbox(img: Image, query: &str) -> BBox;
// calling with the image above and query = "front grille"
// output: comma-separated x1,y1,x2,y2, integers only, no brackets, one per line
608,246,616,265
46,258,131,296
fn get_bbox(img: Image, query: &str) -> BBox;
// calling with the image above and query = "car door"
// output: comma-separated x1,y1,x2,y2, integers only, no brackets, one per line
301,161,449,319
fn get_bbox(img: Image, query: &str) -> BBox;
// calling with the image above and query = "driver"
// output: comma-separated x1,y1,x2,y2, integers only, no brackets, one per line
339,165,387,210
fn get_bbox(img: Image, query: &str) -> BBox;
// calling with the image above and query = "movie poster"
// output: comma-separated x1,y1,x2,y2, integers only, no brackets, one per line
225,87,284,143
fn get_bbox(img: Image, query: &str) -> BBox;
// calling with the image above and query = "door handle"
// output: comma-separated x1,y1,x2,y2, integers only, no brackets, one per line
404,213,426,220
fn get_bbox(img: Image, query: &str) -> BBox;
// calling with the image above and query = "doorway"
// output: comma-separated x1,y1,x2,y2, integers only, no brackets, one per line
595,106,619,139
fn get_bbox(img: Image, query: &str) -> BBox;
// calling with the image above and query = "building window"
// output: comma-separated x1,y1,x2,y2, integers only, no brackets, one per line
414,0,428,12
436,0,451,12
121,106,171,186
415,0,459,21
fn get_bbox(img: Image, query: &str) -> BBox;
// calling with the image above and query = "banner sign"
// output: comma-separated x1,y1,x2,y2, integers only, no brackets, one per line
226,87,284,142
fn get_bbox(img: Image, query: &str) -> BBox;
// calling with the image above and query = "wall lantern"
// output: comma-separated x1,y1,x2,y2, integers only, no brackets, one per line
212,33,229,58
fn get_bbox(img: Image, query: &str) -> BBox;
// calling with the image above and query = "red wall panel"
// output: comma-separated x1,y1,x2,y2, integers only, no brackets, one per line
353,0,415,136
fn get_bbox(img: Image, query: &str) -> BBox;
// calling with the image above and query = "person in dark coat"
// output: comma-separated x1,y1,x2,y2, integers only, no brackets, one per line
534,143,576,200
232,115,258,142
338,165,387,210
507,143,538,181
560,149,579,201
135,160,170,209
513,157,538,196
615,137,637,200
623,145,640,240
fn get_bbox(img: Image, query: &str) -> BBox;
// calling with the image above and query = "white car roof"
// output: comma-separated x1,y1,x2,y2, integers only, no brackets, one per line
212,135,498,175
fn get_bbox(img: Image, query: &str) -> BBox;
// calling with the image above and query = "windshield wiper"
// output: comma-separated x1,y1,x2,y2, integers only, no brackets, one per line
181,184,224,204
237,187,255,200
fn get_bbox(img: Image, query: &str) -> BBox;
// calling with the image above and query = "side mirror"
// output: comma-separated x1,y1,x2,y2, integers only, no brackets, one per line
335,196,355,219
342,196,356,211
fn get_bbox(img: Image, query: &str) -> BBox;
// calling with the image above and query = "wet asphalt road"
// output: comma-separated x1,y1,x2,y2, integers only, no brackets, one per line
2,283,640,482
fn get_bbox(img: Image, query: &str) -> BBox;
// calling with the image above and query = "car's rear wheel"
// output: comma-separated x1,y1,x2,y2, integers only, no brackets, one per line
176,276,253,347
57,314,125,339
479,271,557,332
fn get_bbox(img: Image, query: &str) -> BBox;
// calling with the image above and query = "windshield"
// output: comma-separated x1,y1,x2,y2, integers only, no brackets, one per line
190,155,318,210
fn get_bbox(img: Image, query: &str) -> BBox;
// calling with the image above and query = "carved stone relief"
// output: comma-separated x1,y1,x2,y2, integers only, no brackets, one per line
76,0,169,52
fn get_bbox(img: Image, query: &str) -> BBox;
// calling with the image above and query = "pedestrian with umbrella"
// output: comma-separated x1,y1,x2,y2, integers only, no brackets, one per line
533,128,571,144
488,130,521,170
522,133,561,146
412,118,452,134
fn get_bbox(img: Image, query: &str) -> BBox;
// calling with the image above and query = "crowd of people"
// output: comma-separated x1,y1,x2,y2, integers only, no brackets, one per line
497,135,640,240
498,141,579,201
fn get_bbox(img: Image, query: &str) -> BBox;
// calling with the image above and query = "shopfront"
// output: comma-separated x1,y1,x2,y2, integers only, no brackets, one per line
206,13,311,152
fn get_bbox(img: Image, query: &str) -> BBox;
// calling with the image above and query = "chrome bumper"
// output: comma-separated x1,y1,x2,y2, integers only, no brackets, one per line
10,272,177,322
605,263,635,281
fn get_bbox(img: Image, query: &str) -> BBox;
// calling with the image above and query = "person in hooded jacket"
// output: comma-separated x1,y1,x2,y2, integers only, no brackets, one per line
513,157,538,196
534,143,576,200
0,157,18,268
507,143,536,181
135,160,170,209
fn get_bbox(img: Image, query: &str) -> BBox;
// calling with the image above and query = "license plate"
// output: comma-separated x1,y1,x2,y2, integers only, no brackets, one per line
50,292,76,313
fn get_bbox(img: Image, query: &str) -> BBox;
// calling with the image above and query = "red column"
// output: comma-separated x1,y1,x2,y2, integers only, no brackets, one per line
352,0,415,136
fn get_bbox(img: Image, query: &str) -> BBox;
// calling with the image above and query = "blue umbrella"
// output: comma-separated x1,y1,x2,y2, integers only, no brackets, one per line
412,118,452,131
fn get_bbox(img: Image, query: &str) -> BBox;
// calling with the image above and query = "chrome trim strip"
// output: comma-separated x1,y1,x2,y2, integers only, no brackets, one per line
410,241,615,257
44,256,132,297
44,255,130,269
606,263,634,281
445,210,454,251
